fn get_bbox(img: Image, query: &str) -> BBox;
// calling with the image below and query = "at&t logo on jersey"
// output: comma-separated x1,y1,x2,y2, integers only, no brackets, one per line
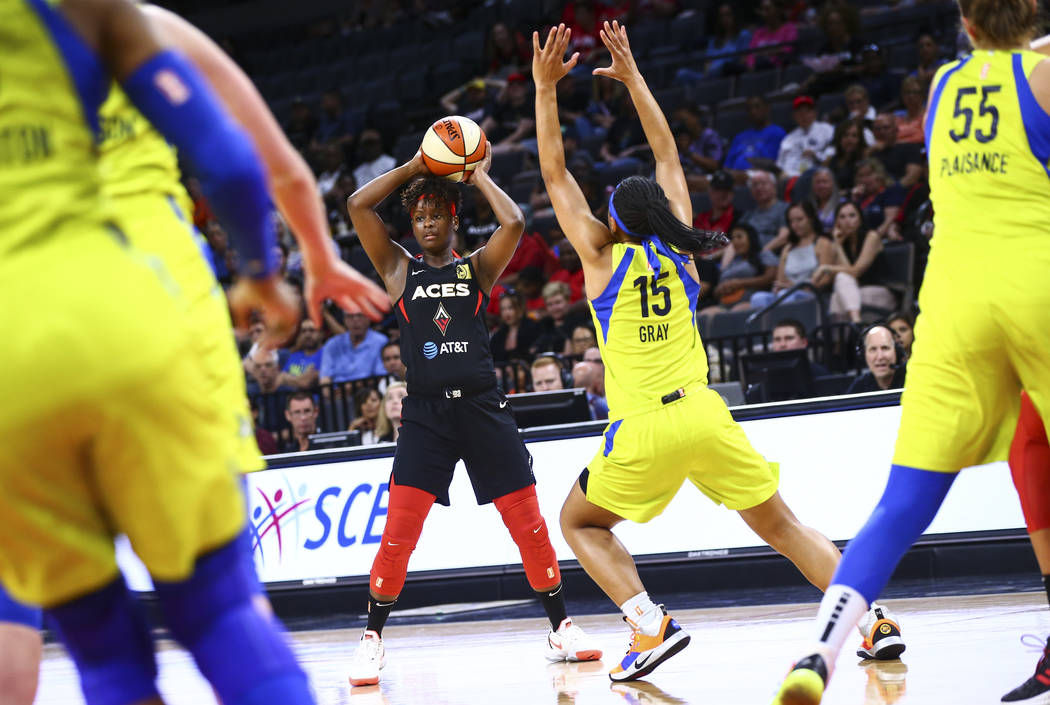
422,341,469,359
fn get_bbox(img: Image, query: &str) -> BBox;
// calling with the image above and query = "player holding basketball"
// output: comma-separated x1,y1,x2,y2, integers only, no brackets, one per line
534,22,905,683
345,141,600,685
773,0,1050,701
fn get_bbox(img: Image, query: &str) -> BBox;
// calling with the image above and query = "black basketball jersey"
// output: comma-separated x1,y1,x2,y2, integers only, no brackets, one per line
396,255,497,396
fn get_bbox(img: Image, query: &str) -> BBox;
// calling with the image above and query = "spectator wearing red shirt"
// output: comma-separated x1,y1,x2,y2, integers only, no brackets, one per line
694,170,736,235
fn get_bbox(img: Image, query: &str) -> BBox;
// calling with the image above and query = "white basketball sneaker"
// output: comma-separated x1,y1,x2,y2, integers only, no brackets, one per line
546,617,603,662
856,604,906,660
349,629,386,686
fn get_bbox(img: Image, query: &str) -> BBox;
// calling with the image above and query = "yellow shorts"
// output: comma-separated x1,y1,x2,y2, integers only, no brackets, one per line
115,192,262,473
585,386,779,523
0,228,245,608
893,284,1050,472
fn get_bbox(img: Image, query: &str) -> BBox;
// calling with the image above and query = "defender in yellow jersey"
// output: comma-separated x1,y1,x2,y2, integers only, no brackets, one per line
535,22,905,684
774,3,1050,703
0,2,323,704
100,83,264,474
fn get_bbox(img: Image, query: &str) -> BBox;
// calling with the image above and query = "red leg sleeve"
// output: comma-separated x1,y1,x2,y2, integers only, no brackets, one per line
369,478,436,597
1010,392,1050,534
494,485,561,591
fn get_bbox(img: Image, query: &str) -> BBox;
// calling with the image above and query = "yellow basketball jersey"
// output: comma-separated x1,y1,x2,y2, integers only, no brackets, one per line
926,50,1050,258
588,242,707,418
99,83,194,217
0,0,110,258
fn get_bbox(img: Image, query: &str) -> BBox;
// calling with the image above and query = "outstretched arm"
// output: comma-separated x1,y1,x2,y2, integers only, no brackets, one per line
469,145,526,294
347,156,425,302
534,24,613,268
144,4,389,324
594,21,690,226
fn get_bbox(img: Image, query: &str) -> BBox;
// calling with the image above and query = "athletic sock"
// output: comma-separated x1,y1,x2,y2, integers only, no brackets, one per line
619,591,662,637
366,595,396,636
809,584,869,664
536,584,568,630
1042,575,1050,610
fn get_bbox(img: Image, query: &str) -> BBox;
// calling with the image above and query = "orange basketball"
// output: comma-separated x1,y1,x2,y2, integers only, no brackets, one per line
419,115,487,182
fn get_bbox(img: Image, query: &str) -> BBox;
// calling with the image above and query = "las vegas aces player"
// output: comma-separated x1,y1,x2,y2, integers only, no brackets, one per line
344,146,601,686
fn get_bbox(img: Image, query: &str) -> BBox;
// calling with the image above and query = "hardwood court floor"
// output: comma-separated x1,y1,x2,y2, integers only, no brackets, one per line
34,591,1048,705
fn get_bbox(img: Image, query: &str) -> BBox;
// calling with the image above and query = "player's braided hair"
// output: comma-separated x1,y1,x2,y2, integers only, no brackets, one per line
610,176,726,255
401,175,461,216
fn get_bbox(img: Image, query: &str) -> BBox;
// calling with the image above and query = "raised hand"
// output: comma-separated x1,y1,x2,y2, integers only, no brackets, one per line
465,141,492,184
592,21,641,85
229,275,301,349
303,253,390,324
532,24,579,88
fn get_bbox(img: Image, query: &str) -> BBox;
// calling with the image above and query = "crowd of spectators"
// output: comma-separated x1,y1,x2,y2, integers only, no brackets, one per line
181,0,955,448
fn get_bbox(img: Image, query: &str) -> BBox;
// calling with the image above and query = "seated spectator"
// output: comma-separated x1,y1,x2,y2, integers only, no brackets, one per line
750,201,836,310
740,170,789,249
673,105,724,178
808,166,841,232
378,340,407,390
675,2,750,82
702,222,777,317
535,281,586,354
203,219,233,286
847,324,906,393
279,319,325,390
281,392,320,454
851,157,903,238
351,130,396,188
771,318,829,376
801,5,864,97
858,44,897,109
724,95,786,173
284,97,317,152
320,312,388,384
776,96,835,180
501,230,558,282
844,84,876,129
556,73,595,137
459,193,499,251
374,382,407,443
316,146,347,207
348,386,382,444
572,353,609,420
480,72,535,153
895,76,926,144
887,311,915,360
516,266,548,313
440,78,496,124
599,97,649,168
570,324,598,357
315,90,359,147
249,397,278,456
824,117,867,191
746,0,797,71
694,170,736,235
490,291,544,362
817,202,897,323
531,355,567,392
484,22,531,79
246,348,290,396
912,32,945,90
586,76,626,136
868,112,923,186
562,0,607,63
549,239,585,302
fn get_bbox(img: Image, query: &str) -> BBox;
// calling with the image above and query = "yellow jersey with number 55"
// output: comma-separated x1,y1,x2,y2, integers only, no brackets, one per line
588,242,707,419
926,50,1050,259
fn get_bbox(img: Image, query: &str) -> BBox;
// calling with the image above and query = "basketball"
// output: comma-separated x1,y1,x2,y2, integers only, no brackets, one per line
419,115,487,182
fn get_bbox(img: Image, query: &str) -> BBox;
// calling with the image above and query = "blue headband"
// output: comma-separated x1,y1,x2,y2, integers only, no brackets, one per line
608,188,689,277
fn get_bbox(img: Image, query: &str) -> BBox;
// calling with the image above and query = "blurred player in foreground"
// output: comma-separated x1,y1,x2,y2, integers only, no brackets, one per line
774,0,1050,702
534,22,904,684
0,1,382,703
